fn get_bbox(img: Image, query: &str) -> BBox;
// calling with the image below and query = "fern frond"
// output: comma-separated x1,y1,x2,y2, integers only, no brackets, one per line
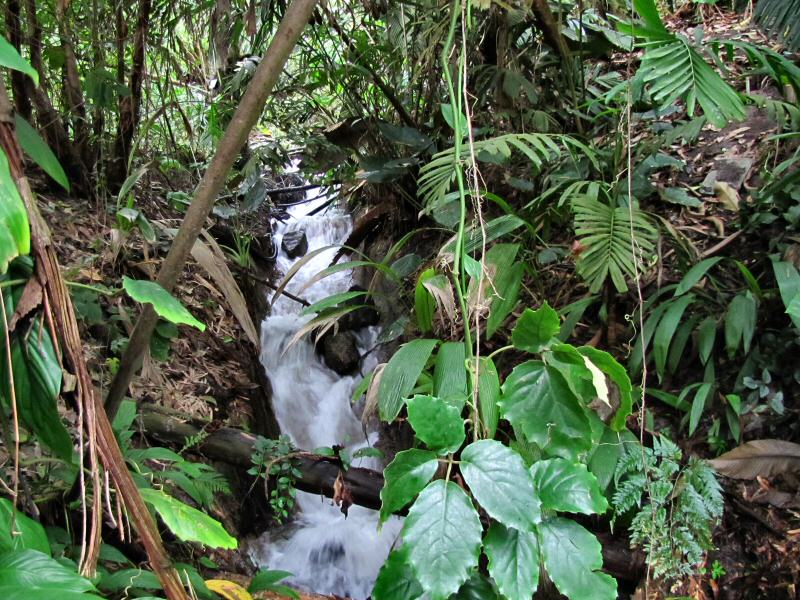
572,195,657,293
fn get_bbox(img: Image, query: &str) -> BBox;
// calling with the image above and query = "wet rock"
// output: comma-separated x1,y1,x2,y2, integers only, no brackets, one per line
339,285,380,331
321,331,360,375
281,229,308,258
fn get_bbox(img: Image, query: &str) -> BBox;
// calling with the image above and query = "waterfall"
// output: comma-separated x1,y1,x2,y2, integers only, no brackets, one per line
248,185,402,598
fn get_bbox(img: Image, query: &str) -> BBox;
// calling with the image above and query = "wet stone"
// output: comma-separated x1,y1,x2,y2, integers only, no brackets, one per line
281,228,309,258
321,331,360,375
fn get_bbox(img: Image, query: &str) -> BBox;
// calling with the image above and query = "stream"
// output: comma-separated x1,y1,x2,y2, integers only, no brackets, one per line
248,185,402,598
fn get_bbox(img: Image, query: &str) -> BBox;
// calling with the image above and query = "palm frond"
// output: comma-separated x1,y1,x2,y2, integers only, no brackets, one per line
755,0,800,52
638,37,746,127
572,192,657,293
417,133,597,212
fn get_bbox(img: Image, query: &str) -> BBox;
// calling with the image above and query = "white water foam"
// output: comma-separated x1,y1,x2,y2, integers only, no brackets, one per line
249,186,401,598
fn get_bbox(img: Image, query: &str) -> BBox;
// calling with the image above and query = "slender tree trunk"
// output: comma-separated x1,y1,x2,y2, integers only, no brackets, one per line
108,0,153,190
104,0,320,419
0,80,191,600
54,0,91,173
4,0,32,120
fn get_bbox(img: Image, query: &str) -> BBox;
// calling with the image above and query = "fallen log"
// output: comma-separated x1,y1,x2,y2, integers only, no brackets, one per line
139,404,645,582
139,405,383,510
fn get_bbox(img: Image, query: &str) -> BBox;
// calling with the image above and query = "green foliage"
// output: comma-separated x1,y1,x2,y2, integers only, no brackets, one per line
0,550,100,599
0,499,50,555
139,488,237,549
248,434,301,524
14,115,69,191
376,338,438,421
754,0,800,51
122,276,205,330
613,436,723,580
0,34,38,85
628,0,746,127
373,306,632,600
571,192,657,293
248,569,300,600
0,149,30,275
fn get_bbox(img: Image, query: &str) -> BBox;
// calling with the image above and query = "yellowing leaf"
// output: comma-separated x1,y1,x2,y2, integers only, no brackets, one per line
205,579,253,600
582,355,610,408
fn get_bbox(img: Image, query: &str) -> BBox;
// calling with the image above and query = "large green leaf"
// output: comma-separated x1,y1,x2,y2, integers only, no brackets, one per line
653,295,695,381
433,342,467,400
0,498,50,555
674,257,723,296
98,569,162,592
377,339,438,421
460,440,540,530
0,35,39,84
511,303,559,354
483,243,523,338
0,550,97,596
530,459,608,515
122,277,205,330
402,480,482,600
483,523,540,600
0,322,72,461
139,488,236,549
500,361,591,459
0,148,30,274
477,357,500,438
406,395,465,454
772,260,800,329
14,115,69,191
539,518,617,600
724,292,756,357
372,547,423,600
380,449,439,522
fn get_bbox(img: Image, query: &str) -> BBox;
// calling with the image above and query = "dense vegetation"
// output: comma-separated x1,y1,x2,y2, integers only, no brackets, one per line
0,0,799,599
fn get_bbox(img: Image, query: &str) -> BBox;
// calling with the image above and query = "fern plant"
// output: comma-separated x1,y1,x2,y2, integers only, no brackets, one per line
570,182,657,293
613,436,723,581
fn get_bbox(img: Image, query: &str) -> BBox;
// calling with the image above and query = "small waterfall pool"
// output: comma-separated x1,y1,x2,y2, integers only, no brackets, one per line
248,184,402,598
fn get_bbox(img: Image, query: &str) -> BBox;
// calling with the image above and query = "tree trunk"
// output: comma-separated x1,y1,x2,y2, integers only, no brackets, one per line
0,81,190,600
108,0,153,190
104,0,320,419
5,0,32,120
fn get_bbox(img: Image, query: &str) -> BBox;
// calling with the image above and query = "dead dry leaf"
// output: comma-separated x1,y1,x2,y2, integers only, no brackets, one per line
710,439,800,480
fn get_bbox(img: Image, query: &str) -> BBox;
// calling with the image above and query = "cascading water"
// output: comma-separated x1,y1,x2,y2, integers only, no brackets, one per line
249,185,402,598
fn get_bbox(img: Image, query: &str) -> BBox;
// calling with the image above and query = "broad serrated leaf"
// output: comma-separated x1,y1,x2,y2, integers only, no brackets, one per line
530,459,608,515
380,449,439,522
483,523,540,600
139,488,236,549
539,518,617,600
461,440,541,530
512,303,560,353
122,277,205,330
402,480,482,600
372,547,423,600
500,361,591,459
406,395,465,454
377,339,438,422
